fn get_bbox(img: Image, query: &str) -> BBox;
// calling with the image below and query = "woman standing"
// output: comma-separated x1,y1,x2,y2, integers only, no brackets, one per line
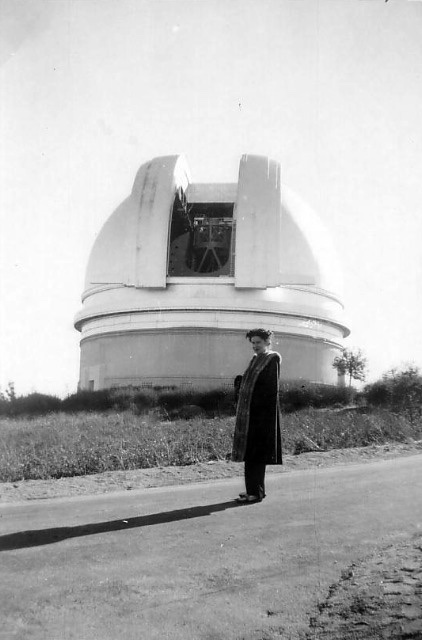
232,329,282,503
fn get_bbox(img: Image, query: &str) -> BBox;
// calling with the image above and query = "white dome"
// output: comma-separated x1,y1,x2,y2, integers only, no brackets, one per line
75,154,349,390
82,154,343,298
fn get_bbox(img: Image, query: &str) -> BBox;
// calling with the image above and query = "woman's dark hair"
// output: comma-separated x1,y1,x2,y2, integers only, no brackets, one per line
246,328,274,341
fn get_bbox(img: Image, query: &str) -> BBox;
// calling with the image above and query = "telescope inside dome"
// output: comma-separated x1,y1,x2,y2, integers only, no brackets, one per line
168,193,235,276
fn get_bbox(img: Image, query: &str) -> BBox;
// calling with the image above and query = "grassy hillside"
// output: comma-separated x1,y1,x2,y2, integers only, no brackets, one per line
1,408,421,483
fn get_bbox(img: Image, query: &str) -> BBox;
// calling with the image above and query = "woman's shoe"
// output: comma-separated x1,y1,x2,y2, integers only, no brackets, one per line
235,494,262,504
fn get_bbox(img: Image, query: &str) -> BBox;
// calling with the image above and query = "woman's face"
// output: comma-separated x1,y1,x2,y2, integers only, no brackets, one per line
250,336,270,354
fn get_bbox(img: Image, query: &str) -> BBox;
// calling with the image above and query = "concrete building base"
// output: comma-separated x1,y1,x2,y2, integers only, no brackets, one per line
79,328,342,390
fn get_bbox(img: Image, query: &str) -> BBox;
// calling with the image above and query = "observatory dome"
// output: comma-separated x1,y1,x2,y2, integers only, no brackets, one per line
75,154,349,390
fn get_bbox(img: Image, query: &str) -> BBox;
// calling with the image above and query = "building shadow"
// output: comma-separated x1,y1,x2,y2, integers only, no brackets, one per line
0,500,243,552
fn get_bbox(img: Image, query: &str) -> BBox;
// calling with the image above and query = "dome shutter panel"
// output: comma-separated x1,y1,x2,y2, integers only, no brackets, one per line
132,156,190,288
234,155,282,289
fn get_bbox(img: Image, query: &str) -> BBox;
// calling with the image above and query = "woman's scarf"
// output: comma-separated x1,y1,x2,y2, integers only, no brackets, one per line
232,350,279,462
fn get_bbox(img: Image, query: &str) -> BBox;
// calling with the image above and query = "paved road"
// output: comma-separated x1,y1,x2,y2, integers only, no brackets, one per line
1,455,421,640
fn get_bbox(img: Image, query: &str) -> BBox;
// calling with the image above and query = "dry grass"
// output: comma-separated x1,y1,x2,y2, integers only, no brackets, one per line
0,408,421,483
284,408,422,454
0,411,232,482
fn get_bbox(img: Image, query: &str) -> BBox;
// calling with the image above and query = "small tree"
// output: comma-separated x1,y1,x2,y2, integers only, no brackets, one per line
333,348,367,387
5,381,16,402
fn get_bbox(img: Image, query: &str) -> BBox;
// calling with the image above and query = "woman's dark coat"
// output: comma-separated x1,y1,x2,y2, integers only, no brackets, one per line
233,353,283,465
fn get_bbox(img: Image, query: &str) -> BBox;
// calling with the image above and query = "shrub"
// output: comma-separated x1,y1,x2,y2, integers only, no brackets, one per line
131,389,158,413
169,404,205,420
364,366,422,422
155,387,235,417
364,381,391,407
12,393,62,416
0,397,10,416
0,393,61,417
195,388,235,415
279,382,355,413
61,390,115,413
155,389,197,412
0,381,355,418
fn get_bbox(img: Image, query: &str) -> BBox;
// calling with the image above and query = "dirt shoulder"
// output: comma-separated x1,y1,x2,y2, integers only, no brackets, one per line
1,440,421,503
306,534,422,639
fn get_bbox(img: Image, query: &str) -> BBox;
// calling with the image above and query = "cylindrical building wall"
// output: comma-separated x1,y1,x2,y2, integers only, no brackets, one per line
79,329,342,390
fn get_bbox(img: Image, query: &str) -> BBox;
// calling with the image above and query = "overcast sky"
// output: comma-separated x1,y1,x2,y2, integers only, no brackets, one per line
1,0,421,397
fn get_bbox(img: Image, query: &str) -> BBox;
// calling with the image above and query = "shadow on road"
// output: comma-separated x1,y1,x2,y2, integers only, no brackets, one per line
0,501,243,551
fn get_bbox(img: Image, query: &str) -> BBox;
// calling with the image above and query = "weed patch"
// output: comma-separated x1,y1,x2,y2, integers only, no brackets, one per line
1,408,421,483
0,412,234,482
